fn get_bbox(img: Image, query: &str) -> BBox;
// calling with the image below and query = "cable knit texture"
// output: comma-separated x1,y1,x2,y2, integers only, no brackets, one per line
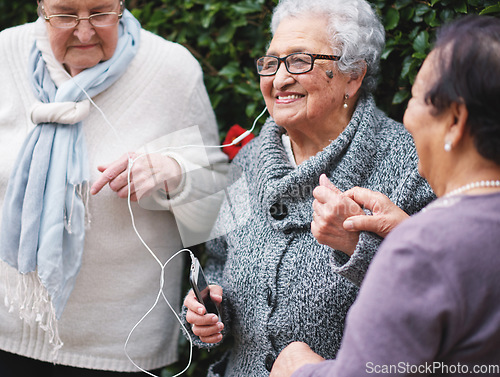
182,95,435,377
0,22,226,371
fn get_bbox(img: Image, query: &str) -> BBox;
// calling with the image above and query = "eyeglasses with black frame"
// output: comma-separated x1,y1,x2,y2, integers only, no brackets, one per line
41,1,123,29
255,52,341,76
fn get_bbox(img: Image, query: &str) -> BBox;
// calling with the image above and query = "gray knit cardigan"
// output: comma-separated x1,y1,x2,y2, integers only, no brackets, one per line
185,95,435,377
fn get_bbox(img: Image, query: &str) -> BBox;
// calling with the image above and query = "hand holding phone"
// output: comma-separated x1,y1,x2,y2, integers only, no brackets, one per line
189,256,221,320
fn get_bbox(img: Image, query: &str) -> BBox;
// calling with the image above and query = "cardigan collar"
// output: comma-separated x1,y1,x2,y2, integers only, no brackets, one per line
255,94,379,230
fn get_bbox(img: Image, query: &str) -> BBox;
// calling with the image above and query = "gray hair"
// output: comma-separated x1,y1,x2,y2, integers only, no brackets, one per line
271,0,385,94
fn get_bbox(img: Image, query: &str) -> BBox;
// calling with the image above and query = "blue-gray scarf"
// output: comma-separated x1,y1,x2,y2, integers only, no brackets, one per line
0,10,141,323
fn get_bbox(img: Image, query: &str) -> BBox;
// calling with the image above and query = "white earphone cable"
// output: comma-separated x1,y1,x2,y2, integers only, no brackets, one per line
70,74,266,376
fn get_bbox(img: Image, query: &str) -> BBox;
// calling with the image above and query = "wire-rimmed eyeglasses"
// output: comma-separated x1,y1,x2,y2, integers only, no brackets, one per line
43,12,123,28
41,2,123,29
255,52,341,76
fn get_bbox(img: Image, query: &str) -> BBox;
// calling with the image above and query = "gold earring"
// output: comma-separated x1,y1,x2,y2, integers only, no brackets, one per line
343,94,349,109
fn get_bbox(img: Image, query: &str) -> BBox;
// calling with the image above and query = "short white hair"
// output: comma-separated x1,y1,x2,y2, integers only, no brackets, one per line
271,0,385,94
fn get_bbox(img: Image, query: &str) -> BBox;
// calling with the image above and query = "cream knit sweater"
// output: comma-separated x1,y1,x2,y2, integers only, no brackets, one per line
0,21,226,371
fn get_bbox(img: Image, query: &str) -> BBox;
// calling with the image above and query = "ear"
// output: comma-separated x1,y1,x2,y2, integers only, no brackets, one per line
446,101,469,147
37,0,44,17
346,61,367,97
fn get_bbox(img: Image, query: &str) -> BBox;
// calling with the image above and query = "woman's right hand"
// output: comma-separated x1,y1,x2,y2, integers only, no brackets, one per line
342,187,410,239
184,285,224,344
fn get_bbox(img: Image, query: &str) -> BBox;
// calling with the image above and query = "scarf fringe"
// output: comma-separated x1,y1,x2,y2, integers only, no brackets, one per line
1,261,63,360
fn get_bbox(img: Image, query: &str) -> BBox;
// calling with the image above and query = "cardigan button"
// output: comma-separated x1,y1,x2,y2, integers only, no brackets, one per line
265,353,276,372
270,202,288,220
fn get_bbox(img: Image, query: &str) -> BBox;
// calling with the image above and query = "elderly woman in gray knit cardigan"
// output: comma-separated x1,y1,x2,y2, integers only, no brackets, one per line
184,0,435,376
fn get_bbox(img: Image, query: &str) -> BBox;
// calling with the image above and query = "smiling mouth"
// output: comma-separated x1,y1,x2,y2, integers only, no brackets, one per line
277,94,303,100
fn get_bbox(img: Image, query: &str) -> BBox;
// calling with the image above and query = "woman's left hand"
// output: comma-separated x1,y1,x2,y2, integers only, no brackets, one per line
270,342,324,377
90,152,182,201
312,174,365,256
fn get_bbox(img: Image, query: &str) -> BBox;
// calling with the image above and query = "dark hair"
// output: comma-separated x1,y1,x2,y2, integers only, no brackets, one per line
426,15,500,165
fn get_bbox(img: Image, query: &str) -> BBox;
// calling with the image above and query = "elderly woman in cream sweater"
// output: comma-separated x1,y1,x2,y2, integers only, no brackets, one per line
0,0,226,375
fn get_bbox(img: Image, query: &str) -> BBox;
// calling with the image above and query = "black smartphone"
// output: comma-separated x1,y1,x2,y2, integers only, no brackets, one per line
189,257,221,319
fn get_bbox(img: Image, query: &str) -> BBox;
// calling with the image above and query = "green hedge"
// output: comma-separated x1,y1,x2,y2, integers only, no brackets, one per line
129,0,500,135
1,1,499,376
2,1,498,134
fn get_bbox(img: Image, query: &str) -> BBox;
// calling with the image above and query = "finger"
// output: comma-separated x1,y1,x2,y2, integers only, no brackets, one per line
313,185,340,204
209,285,223,304
310,219,321,241
192,321,224,338
313,190,362,219
117,188,139,202
184,290,207,316
312,202,327,221
319,174,342,194
343,214,379,233
345,211,409,239
97,164,108,173
186,310,220,326
124,159,165,200
311,210,319,224
116,179,136,199
344,213,398,240
90,155,130,195
312,199,320,214
343,187,382,213
199,332,223,344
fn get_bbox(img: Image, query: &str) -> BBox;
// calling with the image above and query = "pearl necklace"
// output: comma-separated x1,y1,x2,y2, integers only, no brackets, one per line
445,180,500,197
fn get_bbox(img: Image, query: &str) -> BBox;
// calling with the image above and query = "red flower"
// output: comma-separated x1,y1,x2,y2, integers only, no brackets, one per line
222,124,255,161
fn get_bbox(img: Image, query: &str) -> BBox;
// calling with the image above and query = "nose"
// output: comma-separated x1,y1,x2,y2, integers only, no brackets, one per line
73,19,96,43
273,62,294,90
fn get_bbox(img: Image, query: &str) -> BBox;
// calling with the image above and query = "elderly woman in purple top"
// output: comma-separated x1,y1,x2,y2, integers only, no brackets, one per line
270,15,500,377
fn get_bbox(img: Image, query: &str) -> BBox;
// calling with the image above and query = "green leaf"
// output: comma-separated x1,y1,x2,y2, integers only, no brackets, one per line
408,26,420,41
424,10,439,27
197,33,213,47
439,9,456,23
200,13,213,29
411,52,427,60
394,0,414,11
130,9,142,19
400,7,414,21
412,30,429,54
480,5,500,15
245,103,258,118
385,7,400,30
235,82,258,96
231,3,263,14
415,3,430,17
453,1,468,13
381,46,394,60
400,55,413,79
392,90,410,105
218,62,241,79
231,16,248,28
217,25,237,44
